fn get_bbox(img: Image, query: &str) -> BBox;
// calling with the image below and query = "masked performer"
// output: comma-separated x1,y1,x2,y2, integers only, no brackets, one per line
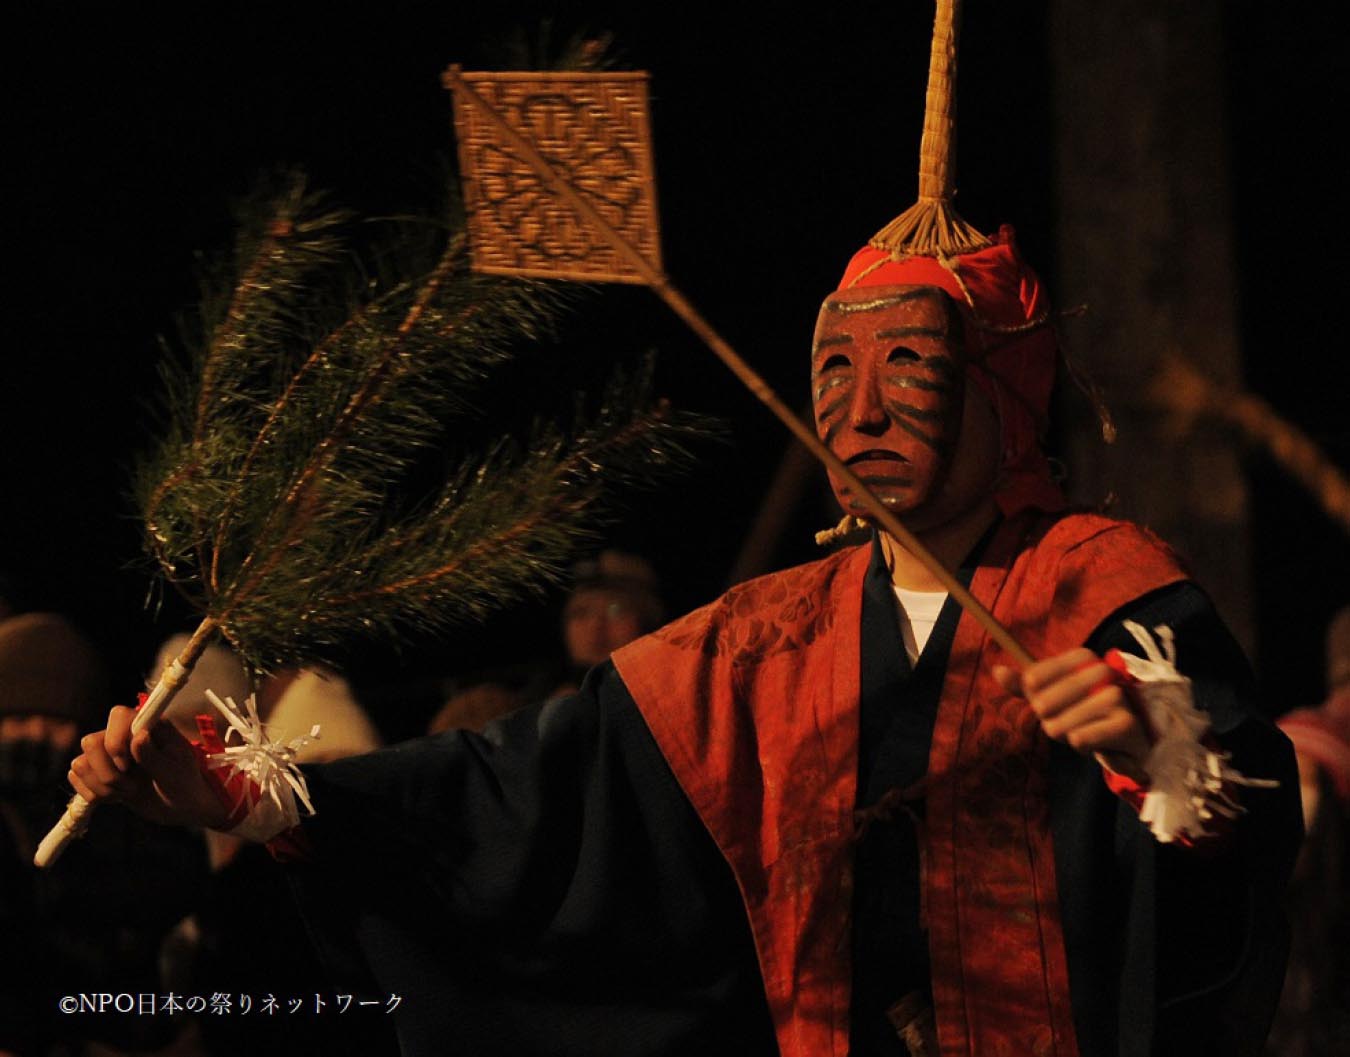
67,8,1300,1057
68,221,1300,1056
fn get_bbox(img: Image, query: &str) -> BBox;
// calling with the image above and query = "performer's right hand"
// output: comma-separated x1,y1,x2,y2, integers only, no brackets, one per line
67,706,230,830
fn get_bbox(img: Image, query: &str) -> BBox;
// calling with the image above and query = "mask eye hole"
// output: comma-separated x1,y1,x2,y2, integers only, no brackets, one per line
820,353,850,371
888,346,921,364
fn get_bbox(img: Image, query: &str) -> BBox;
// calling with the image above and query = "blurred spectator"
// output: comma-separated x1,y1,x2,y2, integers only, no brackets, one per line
1268,606,1350,1056
0,612,206,1056
426,678,528,736
429,550,664,734
0,614,99,812
560,550,664,676
148,633,391,1056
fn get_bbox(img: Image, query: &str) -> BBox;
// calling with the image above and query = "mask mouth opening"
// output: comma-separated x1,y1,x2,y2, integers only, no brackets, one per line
847,450,912,466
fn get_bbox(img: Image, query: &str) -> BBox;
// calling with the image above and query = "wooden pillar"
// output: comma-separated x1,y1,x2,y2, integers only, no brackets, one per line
1049,0,1253,650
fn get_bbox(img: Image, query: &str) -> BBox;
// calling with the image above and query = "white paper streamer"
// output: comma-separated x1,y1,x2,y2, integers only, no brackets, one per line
1113,622,1278,843
202,689,320,843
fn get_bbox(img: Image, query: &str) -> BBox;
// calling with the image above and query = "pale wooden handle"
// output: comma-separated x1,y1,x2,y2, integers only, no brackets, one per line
33,617,219,869
32,660,191,868
33,792,94,867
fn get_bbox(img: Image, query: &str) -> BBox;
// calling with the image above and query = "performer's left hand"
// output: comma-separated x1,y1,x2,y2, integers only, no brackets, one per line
993,648,1151,783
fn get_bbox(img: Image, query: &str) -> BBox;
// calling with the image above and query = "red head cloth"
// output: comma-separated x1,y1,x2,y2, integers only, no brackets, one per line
1279,685,1350,808
838,224,1065,517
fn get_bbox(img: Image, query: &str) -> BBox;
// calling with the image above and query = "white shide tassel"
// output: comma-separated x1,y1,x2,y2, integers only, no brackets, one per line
1113,622,1278,843
202,689,319,842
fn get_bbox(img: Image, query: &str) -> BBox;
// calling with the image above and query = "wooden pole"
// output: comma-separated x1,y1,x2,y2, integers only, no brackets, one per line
445,67,1035,667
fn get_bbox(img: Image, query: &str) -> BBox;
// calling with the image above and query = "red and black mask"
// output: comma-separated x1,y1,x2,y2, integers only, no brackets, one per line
811,285,965,517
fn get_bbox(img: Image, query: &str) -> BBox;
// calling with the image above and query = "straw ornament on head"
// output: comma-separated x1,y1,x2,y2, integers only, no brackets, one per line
817,0,1067,521
868,0,990,262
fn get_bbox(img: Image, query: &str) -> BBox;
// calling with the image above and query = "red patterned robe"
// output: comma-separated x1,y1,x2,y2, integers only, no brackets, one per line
293,511,1299,1057
614,512,1229,1057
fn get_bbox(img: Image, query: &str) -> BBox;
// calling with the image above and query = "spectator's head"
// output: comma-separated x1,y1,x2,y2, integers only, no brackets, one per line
0,613,108,795
562,551,663,669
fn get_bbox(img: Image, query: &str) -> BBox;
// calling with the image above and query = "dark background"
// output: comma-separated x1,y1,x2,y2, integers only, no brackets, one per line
3,2,1346,734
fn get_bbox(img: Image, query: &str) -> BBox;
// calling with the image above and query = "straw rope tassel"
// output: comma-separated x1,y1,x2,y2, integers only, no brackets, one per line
870,0,991,259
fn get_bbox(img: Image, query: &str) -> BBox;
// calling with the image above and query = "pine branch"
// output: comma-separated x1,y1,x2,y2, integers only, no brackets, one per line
137,177,710,674
216,371,714,671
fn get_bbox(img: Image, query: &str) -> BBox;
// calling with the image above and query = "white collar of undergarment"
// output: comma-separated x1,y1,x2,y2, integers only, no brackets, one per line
891,586,949,665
